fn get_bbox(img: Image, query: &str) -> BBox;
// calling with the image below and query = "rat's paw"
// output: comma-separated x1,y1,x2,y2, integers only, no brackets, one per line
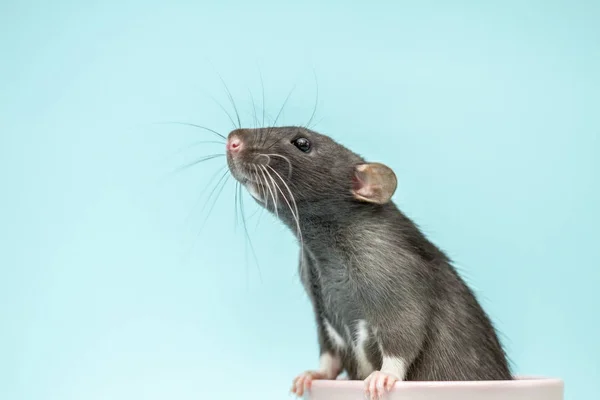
290,370,329,397
364,371,399,400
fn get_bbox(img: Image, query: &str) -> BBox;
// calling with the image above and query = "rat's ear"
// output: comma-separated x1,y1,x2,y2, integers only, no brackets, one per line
352,162,398,204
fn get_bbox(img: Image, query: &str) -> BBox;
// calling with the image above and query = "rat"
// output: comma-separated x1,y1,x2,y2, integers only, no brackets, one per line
224,126,512,400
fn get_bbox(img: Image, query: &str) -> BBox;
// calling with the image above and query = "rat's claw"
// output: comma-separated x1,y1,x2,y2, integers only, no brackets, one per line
364,371,398,400
291,371,327,397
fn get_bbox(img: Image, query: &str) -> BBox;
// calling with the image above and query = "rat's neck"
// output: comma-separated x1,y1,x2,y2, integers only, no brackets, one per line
274,199,396,243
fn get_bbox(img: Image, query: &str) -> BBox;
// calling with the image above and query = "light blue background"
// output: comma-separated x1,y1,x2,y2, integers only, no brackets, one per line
1,1,598,399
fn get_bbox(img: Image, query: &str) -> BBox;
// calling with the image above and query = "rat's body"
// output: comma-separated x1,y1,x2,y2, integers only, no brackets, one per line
224,126,511,398
298,204,510,382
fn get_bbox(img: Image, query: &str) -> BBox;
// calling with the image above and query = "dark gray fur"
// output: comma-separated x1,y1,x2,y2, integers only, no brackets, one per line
226,126,512,381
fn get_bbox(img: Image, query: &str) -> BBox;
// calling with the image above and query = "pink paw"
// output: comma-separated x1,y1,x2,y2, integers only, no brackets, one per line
291,370,328,397
364,371,399,400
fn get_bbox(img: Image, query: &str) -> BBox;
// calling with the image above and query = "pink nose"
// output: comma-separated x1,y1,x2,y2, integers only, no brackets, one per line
226,136,242,152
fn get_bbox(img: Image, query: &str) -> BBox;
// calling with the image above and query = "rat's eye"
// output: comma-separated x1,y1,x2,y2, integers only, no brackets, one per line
292,137,311,153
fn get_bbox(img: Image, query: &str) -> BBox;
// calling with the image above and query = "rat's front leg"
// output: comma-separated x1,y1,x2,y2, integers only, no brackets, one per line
364,356,408,400
293,254,343,397
363,314,426,399
291,351,342,397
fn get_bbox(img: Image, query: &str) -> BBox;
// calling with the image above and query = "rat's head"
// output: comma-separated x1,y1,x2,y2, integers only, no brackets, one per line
225,126,397,215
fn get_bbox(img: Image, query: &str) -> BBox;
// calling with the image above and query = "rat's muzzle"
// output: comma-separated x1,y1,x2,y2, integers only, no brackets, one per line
225,129,255,184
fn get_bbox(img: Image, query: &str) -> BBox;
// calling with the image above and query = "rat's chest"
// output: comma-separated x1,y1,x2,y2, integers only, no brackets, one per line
305,258,359,320
301,257,380,378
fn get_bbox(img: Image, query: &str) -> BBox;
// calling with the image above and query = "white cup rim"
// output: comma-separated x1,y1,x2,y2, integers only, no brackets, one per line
309,375,564,390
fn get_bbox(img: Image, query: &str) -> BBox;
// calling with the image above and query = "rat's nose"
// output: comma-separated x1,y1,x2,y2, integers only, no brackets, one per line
226,135,243,153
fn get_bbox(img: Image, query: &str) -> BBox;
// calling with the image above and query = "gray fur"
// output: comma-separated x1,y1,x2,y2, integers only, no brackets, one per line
226,126,512,381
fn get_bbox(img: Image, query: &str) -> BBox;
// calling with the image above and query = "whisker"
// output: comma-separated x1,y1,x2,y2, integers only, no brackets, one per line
184,164,227,228
182,168,230,260
172,154,225,173
216,72,242,129
271,85,296,127
250,166,268,231
262,165,299,230
305,69,319,129
253,202,266,232
248,88,259,128
234,180,240,231
155,121,227,140
209,95,238,129
264,164,304,269
170,140,226,158
244,202,262,220
238,182,250,289
259,68,266,126
199,169,230,218
265,165,301,230
198,173,231,234
257,168,268,204
261,153,292,179
259,69,268,146
187,140,226,147
254,167,269,228
264,85,295,147
250,166,268,208
239,181,263,282
310,116,325,129
258,165,279,219
265,139,279,151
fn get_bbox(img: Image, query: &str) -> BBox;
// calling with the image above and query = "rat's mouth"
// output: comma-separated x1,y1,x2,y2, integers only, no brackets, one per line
237,173,267,203
226,159,268,202
226,151,270,184
227,160,255,184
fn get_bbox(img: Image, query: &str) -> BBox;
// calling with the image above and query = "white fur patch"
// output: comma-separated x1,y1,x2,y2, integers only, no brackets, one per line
324,319,347,350
381,356,407,381
353,319,375,378
245,183,262,201
319,352,342,378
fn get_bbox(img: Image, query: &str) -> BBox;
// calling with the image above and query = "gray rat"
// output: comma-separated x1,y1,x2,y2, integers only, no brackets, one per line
224,126,511,400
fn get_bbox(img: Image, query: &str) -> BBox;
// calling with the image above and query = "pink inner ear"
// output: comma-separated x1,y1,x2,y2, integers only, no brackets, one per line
352,174,363,192
352,172,373,197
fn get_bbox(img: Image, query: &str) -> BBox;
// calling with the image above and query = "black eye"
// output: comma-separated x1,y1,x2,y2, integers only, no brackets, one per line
292,137,311,153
